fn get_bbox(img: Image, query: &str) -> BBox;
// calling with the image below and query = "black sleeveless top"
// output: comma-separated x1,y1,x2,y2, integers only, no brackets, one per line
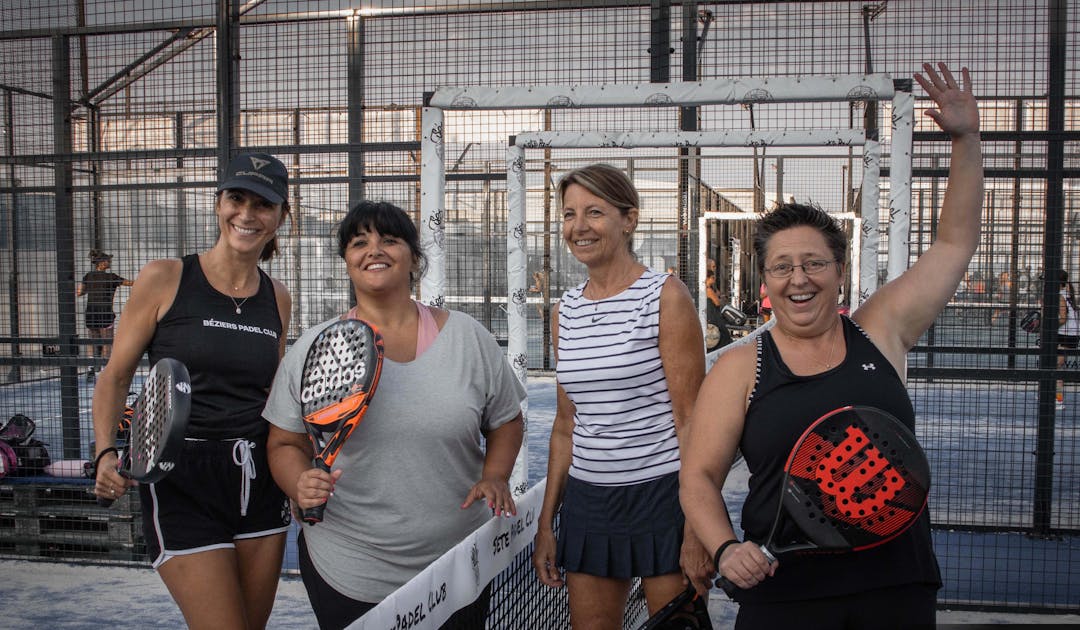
82,270,126,314
148,254,282,440
736,316,940,603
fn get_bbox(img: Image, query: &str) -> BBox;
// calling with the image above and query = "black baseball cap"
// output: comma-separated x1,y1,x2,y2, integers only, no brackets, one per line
217,152,288,205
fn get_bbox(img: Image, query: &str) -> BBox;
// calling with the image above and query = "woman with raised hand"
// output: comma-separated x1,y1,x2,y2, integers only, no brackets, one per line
264,200,524,630
680,62,982,628
92,152,294,629
532,163,712,627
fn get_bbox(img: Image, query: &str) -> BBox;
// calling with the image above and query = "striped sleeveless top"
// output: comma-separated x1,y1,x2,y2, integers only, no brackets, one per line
556,269,678,486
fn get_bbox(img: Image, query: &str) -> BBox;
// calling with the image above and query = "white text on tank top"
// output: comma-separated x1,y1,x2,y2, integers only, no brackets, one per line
557,269,679,486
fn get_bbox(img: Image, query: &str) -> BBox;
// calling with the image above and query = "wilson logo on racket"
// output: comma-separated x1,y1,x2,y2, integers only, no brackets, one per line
158,461,175,472
786,407,929,540
817,426,904,507
176,381,191,395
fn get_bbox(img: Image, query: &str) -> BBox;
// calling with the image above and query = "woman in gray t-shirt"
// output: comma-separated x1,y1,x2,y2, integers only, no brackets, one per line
264,200,524,629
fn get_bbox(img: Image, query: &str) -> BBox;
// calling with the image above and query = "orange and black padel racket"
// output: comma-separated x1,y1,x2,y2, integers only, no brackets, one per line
716,406,930,596
299,318,384,524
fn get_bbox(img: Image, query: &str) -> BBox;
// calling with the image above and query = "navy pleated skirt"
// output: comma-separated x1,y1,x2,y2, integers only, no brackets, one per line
556,471,685,579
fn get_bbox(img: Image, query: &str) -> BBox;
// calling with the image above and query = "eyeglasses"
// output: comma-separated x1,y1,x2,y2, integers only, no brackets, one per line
764,259,838,278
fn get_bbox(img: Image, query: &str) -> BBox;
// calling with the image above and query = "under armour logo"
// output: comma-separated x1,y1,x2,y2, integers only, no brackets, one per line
249,156,270,170
862,363,876,371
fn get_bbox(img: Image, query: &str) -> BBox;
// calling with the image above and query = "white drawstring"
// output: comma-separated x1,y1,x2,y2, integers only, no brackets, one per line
232,439,256,516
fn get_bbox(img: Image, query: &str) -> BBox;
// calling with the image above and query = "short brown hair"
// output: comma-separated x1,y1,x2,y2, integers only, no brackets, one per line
556,163,639,252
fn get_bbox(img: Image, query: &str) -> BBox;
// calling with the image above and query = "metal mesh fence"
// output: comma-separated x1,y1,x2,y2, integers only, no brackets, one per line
0,0,1078,615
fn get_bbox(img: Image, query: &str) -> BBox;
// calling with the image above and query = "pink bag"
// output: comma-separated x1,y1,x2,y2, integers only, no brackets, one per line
0,440,16,478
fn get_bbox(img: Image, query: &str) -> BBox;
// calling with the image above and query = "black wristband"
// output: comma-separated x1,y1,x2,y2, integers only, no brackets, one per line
92,446,118,475
713,538,741,568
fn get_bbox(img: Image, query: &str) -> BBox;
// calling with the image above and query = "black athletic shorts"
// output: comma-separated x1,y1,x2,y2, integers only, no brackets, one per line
85,310,115,330
139,436,291,568
1060,333,1079,350
735,583,937,630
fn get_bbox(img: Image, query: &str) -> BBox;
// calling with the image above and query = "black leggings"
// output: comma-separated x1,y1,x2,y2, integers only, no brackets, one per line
298,532,490,630
735,583,938,630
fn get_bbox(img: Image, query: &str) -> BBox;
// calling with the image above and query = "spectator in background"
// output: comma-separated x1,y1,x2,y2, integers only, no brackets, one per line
705,269,733,351
758,282,772,322
1054,269,1079,410
77,249,133,379
991,270,1012,325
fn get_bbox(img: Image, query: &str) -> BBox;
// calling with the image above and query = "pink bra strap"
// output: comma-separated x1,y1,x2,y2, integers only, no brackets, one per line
346,302,440,358
414,301,440,357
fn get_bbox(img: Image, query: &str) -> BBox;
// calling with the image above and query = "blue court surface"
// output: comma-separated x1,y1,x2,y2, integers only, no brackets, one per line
2,372,1078,614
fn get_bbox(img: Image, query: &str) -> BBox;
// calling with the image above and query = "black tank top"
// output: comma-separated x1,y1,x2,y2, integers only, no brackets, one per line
82,270,125,314
148,254,282,439
736,316,940,603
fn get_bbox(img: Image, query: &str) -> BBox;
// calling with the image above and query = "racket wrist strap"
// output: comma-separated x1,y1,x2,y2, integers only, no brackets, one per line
713,538,741,569
92,446,118,474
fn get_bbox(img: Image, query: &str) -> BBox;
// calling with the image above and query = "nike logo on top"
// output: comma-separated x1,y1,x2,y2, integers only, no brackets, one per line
862,363,876,371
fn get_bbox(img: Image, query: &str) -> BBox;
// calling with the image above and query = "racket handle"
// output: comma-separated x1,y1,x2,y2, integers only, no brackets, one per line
714,544,777,597
95,456,126,508
301,503,325,525
301,459,332,525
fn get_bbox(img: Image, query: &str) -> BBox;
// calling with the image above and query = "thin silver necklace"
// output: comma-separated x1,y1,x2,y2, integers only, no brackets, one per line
229,293,250,315
229,283,251,315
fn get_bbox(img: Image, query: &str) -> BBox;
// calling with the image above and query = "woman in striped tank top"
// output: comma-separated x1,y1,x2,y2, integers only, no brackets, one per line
532,164,713,627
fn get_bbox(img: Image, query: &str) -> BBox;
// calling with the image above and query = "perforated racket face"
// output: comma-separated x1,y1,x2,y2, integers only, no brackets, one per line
781,406,930,552
300,319,383,431
128,358,191,483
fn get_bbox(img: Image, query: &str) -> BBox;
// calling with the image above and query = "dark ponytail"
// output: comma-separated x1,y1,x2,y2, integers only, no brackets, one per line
259,201,292,261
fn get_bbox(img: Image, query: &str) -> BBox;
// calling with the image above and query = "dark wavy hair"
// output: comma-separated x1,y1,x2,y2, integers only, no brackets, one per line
336,200,427,279
260,200,291,262
753,202,847,272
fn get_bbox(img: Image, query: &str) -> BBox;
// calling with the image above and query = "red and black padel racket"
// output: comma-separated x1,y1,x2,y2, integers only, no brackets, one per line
299,318,384,524
716,405,930,596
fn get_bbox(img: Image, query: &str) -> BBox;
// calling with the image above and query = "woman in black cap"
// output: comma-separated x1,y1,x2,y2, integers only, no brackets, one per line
91,152,293,629
77,249,133,377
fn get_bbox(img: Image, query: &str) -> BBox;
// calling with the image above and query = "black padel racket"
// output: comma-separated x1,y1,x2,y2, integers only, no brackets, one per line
639,585,713,630
299,318,384,524
716,405,930,596
98,358,191,507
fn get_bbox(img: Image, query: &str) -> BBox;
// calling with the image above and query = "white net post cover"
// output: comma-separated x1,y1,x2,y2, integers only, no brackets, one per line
506,143,528,498
430,74,896,110
858,137,881,307
420,105,446,308
887,87,915,283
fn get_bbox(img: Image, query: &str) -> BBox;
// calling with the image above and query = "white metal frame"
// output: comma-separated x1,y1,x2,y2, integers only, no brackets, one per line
421,74,913,494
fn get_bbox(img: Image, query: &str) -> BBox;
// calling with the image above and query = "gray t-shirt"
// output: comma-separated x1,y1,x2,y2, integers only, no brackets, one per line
263,310,525,601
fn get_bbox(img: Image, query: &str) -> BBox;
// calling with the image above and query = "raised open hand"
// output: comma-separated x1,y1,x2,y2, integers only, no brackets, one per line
914,62,979,138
